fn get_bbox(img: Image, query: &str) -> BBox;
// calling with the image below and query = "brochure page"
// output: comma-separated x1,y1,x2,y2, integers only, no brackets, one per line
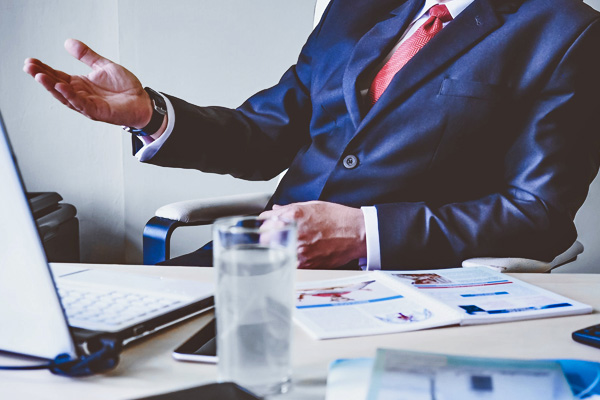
380,267,592,324
294,274,462,339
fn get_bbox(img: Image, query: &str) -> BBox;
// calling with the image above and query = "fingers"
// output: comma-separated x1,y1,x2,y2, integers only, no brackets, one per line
260,204,313,268
23,41,107,119
23,58,72,83
259,205,285,220
55,82,97,118
64,38,111,69
261,203,303,219
259,210,275,219
33,73,74,110
23,58,45,78
28,68,95,115
23,58,76,110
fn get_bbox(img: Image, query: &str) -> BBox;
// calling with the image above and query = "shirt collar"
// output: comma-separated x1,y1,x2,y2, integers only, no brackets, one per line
415,0,475,21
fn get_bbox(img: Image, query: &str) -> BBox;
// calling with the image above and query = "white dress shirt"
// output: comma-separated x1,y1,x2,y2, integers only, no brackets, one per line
136,0,474,270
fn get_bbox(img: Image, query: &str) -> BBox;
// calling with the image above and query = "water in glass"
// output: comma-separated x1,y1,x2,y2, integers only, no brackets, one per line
215,245,295,396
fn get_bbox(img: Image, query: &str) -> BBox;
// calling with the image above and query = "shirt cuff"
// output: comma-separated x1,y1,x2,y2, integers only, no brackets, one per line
360,206,382,271
134,94,176,162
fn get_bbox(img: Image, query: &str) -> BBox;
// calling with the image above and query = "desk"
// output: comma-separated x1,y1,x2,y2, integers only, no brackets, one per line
2,264,599,400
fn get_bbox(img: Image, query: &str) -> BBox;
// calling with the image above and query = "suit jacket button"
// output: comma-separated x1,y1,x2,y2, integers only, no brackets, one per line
343,155,358,169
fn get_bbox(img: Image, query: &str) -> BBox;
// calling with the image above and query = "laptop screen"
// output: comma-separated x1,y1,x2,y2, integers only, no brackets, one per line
0,111,77,359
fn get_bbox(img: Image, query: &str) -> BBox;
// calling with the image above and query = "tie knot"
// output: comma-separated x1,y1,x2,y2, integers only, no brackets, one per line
429,4,452,23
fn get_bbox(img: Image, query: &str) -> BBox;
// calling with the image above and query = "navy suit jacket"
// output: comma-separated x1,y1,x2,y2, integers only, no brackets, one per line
143,0,600,269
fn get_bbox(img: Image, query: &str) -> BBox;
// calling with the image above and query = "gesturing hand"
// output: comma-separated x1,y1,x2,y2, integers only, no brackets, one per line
260,201,367,269
23,39,152,128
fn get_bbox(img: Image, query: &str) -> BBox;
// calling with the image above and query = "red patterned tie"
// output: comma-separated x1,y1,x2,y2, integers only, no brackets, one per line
368,4,453,105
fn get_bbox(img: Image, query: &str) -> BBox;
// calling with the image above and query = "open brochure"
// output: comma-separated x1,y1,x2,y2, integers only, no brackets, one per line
294,267,592,339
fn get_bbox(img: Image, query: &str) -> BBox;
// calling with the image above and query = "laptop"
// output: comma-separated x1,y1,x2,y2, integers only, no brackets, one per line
0,110,214,361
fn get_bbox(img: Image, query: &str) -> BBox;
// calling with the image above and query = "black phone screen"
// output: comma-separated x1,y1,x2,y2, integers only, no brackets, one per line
172,318,217,363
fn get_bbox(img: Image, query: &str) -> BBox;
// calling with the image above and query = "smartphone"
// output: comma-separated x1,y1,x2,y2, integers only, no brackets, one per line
134,382,261,400
172,318,217,363
572,323,600,349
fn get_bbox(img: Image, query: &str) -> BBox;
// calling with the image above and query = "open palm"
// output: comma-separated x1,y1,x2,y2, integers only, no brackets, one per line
24,39,151,128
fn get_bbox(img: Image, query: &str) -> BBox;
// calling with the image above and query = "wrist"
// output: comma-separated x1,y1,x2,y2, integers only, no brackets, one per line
150,115,168,140
347,207,367,260
134,90,154,129
124,87,167,137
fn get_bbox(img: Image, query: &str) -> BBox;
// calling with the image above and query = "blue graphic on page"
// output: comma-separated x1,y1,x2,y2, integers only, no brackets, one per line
296,280,405,309
297,295,404,309
461,291,509,298
459,303,572,315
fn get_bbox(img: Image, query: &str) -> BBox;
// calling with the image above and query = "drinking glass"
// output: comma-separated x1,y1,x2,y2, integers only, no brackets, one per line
213,215,297,396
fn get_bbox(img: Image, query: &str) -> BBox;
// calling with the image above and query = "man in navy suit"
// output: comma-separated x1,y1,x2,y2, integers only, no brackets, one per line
25,0,600,270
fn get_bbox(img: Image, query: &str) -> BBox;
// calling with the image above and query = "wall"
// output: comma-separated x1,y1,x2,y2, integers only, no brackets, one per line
0,0,125,263
0,0,315,264
1,0,599,271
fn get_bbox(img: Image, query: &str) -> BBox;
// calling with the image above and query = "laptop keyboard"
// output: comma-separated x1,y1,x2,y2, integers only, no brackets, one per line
57,284,183,329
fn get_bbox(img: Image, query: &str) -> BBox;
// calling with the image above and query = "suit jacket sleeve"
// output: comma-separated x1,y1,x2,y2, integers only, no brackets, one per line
142,5,334,182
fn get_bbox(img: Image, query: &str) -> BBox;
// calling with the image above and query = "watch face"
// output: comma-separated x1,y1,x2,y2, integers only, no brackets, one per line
133,87,167,135
153,101,167,115
146,87,167,115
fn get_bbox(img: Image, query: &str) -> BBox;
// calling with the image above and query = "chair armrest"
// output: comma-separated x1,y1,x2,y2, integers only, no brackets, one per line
461,240,584,273
143,192,272,265
155,192,272,223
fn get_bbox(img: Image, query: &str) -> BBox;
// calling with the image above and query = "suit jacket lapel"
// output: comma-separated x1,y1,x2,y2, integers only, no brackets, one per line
342,0,425,129
362,0,503,128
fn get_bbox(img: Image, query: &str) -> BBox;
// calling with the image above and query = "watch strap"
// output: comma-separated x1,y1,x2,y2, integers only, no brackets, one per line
124,87,167,136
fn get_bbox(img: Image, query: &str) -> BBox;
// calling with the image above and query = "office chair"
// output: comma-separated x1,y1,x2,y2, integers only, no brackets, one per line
142,0,584,272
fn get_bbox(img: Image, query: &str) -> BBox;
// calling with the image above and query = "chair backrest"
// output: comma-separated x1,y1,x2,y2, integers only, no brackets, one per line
314,0,331,28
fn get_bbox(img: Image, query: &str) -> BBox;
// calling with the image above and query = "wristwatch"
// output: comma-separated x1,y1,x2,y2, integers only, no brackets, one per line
123,87,167,136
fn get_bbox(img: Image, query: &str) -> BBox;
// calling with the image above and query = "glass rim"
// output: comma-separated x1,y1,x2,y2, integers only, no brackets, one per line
213,215,296,233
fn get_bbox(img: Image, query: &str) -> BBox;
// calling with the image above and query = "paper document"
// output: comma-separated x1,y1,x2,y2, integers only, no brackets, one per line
366,349,574,400
325,358,375,400
295,274,461,339
326,355,600,400
294,267,592,339
383,267,592,325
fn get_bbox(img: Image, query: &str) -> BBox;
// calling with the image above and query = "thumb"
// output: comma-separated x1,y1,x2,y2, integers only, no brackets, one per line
64,39,111,69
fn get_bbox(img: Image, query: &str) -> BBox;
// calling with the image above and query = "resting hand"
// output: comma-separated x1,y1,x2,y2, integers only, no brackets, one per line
23,39,152,128
260,201,367,269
